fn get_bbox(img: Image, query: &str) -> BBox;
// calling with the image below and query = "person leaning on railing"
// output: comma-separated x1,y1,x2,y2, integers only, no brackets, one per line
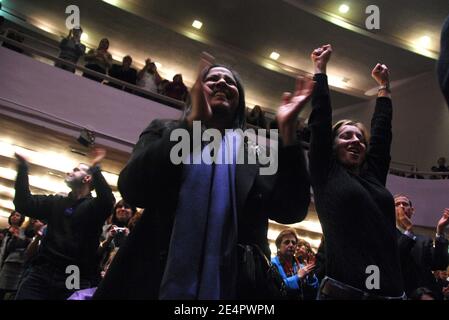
83,38,112,82
55,27,86,73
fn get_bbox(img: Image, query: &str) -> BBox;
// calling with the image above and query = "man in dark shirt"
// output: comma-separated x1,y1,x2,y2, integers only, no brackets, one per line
395,194,449,299
13,148,115,300
108,55,137,91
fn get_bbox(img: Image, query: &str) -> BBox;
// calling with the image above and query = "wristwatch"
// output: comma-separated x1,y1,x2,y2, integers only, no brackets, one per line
378,83,391,93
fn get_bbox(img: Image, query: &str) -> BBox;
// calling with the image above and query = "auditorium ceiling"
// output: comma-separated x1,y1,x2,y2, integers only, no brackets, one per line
2,0,447,115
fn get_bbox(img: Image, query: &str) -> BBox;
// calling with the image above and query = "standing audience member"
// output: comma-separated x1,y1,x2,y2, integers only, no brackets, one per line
431,157,449,179
437,14,449,108
55,27,86,73
98,200,136,271
0,211,28,300
271,229,318,300
246,105,268,129
308,44,404,299
295,239,315,265
395,195,449,299
83,38,112,82
164,74,188,102
13,148,115,300
107,55,137,90
137,58,162,94
94,54,311,300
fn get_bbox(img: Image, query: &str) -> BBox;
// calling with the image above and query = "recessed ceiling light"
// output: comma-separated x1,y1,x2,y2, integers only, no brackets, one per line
269,51,280,60
417,35,431,48
192,20,203,30
102,0,120,6
81,32,88,41
339,4,350,14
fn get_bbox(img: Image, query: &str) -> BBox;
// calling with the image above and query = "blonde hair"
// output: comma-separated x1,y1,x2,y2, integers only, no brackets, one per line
332,119,369,146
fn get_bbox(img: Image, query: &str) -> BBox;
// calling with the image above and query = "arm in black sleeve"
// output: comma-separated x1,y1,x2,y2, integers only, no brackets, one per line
432,236,449,270
59,38,68,50
118,119,187,208
437,15,449,107
13,162,52,221
308,74,333,186
365,97,393,185
89,166,115,221
267,143,310,224
397,231,416,261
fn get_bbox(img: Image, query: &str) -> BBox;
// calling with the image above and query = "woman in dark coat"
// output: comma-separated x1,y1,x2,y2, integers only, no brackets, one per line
94,54,312,299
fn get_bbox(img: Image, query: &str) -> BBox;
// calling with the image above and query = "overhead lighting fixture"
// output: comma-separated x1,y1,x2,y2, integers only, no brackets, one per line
269,51,280,61
417,35,431,48
154,62,162,69
81,32,88,42
192,20,203,30
102,0,120,6
339,4,350,14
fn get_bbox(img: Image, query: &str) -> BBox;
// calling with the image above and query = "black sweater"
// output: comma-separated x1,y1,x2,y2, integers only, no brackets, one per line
13,164,115,277
308,74,403,296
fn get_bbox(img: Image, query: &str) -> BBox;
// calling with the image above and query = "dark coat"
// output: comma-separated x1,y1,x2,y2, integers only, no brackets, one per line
397,229,449,298
94,119,310,299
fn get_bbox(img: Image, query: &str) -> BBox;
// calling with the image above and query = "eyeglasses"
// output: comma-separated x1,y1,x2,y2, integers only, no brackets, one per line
282,239,297,245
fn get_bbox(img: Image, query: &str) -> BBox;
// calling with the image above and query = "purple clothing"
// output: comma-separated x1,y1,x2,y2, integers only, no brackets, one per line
67,287,97,300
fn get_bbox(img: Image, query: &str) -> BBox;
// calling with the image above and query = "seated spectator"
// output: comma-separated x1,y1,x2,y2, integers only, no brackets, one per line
271,228,319,300
0,211,29,300
83,38,112,82
55,27,86,73
137,58,162,94
107,55,137,91
163,74,189,102
246,105,267,129
431,157,449,179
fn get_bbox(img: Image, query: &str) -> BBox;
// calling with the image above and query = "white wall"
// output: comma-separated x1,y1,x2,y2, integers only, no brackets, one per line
332,72,449,171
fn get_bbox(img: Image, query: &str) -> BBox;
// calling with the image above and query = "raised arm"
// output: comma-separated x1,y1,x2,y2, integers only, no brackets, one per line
267,76,313,223
120,54,215,208
308,45,334,185
437,15,449,107
13,154,53,221
88,148,115,220
365,64,392,185
433,208,449,270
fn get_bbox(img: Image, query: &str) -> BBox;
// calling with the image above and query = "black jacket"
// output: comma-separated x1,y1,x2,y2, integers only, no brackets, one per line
397,230,449,298
94,119,310,299
14,164,115,277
